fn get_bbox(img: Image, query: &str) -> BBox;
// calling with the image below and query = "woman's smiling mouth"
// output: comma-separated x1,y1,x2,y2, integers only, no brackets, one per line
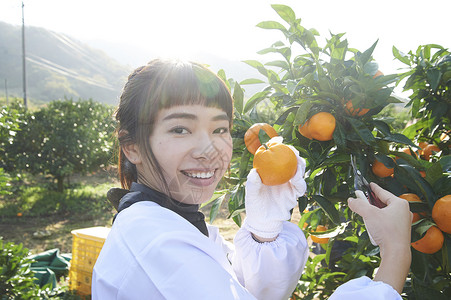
181,169,215,179
181,169,217,187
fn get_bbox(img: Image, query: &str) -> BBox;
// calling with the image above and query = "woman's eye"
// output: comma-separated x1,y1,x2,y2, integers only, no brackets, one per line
214,127,229,134
171,127,189,134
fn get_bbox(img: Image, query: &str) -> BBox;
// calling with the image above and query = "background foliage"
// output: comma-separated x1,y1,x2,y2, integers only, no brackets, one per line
1,99,115,192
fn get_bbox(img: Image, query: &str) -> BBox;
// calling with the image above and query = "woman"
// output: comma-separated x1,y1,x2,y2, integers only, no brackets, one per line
92,59,411,299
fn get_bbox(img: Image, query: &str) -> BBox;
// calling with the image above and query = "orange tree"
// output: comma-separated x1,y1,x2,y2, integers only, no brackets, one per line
392,44,451,298
210,4,450,299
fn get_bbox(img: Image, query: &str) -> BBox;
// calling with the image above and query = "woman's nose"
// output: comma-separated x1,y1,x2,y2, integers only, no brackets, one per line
191,132,218,160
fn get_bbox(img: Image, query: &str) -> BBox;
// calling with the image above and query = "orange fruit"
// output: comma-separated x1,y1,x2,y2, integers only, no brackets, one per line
418,141,429,149
420,171,426,178
253,141,297,186
17,212,23,217
411,226,444,254
372,159,394,178
307,112,336,141
401,147,419,159
373,70,384,78
398,193,426,223
311,225,329,244
298,121,312,140
422,144,440,160
244,123,278,155
432,195,451,234
345,100,370,116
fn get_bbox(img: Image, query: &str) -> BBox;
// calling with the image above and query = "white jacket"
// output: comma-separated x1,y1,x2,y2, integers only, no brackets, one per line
92,201,400,299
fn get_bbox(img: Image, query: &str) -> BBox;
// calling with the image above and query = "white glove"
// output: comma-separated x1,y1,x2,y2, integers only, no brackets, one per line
243,147,307,239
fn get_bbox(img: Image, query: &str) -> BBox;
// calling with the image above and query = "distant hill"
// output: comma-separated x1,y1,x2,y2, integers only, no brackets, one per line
0,21,132,105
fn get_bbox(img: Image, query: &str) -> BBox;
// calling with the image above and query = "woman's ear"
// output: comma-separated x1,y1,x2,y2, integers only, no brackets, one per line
119,130,142,165
122,143,142,165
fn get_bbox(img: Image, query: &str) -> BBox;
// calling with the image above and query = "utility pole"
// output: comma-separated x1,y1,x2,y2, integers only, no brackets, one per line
5,79,9,105
22,1,27,108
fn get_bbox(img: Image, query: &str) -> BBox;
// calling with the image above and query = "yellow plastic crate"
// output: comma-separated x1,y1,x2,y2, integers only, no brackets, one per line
69,226,110,295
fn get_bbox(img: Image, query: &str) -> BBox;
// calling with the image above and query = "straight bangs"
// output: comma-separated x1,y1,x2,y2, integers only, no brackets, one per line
138,60,233,129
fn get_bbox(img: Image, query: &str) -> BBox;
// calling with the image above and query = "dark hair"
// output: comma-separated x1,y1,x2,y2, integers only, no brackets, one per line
115,59,233,191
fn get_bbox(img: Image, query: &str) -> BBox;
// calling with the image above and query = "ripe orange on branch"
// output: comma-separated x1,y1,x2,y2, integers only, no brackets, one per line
422,144,440,160
411,226,444,254
373,70,384,78
372,159,394,178
244,123,278,155
345,100,370,116
298,121,312,140
298,112,335,141
432,195,451,234
253,140,297,186
310,225,329,244
398,193,426,223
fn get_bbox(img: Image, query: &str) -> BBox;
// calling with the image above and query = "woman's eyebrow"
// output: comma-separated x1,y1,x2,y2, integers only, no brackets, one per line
162,113,197,121
212,114,229,121
162,112,229,122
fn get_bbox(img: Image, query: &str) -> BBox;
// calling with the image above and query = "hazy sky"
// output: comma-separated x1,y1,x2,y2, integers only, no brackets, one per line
1,0,450,74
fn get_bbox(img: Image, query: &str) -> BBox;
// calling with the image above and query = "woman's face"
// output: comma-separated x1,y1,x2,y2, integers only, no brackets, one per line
138,104,233,204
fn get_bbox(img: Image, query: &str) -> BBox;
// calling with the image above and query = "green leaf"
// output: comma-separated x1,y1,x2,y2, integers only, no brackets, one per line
312,195,340,224
265,60,290,70
373,120,391,136
384,133,417,148
243,91,270,113
239,78,265,85
233,82,244,115
209,194,226,224
439,155,451,172
391,150,422,167
298,196,308,214
274,107,298,125
238,150,251,179
426,161,444,185
346,118,376,146
426,69,441,91
271,4,296,24
319,154,350,169
392,46,411,66
402,119,433,140
242,60,268,78
257,128,271,145
358,40,378,66
332,121,346,148
374,153,396,168
294,102,312,126
216,69,229,89
395,164,436,207
256,20,287,31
